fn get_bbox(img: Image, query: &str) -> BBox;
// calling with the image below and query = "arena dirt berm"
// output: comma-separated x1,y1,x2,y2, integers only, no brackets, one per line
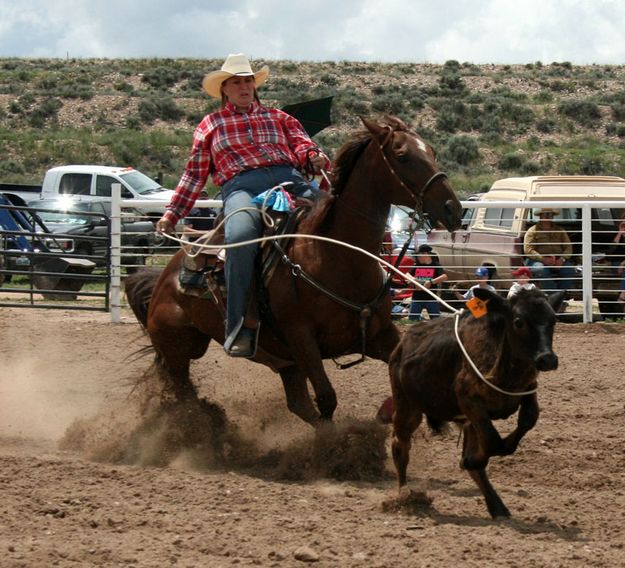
0,305,624,567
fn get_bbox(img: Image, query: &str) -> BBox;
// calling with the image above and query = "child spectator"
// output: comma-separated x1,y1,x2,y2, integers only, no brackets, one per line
455,266,496,301
507,266,537,298
408,244,448,321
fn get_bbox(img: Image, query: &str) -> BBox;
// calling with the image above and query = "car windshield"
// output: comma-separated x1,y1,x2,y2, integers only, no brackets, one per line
388,206,417,233
119,170,165,195
35,200,94,225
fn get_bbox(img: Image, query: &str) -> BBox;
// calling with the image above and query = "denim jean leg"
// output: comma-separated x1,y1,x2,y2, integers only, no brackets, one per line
409,300,425,321
222,187,262,348
556,261,576,290
527,261,556,292
425,300,441,318
221,166,319,350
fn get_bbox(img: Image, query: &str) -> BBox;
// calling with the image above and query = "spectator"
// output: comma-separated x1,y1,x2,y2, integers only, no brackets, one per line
523,207,575,292
408,244,448,320
507,266,537,299
381,231,415,316
183,190,217,231
455,266,496,301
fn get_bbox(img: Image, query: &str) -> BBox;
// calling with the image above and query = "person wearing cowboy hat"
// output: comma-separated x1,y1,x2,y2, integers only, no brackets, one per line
156,53,330,358
523,207,575,293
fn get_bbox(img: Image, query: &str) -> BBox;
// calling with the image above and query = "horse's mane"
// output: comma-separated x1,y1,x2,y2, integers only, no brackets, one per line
332,115,410,196
299,115,411,234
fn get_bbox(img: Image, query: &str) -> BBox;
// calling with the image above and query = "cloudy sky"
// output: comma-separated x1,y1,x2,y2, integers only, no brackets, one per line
1,0,625,64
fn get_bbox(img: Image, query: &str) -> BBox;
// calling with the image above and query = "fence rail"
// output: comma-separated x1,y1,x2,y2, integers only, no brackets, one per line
6,187,617,324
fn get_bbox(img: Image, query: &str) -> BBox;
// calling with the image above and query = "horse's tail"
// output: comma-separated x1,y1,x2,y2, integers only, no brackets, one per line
124,268,161,329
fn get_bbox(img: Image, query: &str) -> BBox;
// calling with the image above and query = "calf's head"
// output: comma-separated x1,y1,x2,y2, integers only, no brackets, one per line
473,288,565,372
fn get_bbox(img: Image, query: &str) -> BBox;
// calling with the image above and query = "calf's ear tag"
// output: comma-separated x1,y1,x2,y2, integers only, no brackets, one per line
467,297,489,318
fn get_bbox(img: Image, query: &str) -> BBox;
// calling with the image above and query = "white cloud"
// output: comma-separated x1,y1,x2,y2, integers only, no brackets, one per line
1,0,625,63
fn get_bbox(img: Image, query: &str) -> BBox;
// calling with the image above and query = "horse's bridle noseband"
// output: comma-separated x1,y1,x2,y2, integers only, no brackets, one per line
376,127,448,214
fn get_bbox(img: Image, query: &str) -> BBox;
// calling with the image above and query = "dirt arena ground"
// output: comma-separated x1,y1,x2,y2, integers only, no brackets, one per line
1,305,624,568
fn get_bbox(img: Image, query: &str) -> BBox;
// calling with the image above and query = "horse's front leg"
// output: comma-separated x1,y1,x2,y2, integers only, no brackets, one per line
282,326,337,421
499,394,539,456
279,365,321,426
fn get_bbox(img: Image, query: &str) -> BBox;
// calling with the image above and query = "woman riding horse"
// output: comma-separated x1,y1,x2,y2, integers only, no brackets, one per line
130,114,462,427
156,53,330,359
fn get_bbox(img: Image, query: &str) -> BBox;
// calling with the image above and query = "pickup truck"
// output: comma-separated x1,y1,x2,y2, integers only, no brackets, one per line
0,165,175,219
427,175,625,318
0,193,95,297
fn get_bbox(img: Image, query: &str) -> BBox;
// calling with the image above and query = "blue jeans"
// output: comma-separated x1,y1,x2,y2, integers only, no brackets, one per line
408,298,441,321
526,259,576,292
221,165,320,352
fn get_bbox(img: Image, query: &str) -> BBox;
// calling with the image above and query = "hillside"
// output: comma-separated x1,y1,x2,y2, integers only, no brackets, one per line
2,57,625,196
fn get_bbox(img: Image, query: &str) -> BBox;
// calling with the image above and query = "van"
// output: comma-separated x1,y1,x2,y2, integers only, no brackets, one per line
428,175,625,318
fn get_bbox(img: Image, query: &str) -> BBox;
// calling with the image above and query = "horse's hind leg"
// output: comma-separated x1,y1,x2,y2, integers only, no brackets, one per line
462,423,510,518
151,327,211,401
279,365,320,426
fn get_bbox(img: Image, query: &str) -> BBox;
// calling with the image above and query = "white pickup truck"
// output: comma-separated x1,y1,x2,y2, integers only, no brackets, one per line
0,165,175,219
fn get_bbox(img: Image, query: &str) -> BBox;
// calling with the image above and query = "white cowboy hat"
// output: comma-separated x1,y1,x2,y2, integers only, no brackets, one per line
533,207,560,216
202,53,269,99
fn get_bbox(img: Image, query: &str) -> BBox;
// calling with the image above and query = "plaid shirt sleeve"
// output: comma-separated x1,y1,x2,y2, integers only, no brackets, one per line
162,122,212,225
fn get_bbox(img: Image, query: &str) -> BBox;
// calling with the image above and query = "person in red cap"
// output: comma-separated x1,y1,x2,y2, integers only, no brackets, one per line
507,266,537,299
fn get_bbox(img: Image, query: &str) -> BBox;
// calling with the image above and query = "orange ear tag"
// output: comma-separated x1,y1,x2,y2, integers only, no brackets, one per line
466,297,489,318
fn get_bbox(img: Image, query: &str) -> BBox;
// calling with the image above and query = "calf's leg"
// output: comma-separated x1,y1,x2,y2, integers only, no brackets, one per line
462,423,511,518
499,394,539,455
467,468,511,519
392,404,423,488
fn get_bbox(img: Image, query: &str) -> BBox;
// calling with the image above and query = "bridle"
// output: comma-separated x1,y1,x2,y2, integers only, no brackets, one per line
375,126,448,215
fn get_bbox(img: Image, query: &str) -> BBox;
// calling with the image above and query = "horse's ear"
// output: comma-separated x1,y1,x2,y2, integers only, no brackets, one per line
361,117,387,139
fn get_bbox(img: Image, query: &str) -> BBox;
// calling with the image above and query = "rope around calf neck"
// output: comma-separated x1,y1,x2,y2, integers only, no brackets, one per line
453,311,538,397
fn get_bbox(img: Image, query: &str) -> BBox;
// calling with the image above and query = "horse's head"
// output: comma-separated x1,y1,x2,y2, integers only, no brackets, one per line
361,116,462,232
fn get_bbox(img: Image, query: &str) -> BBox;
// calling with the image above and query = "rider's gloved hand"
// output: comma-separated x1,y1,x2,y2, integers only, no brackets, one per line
156,218,175,235
309,152,330,174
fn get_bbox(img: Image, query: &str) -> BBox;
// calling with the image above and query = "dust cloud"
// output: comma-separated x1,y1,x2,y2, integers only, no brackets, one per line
0,355,108,440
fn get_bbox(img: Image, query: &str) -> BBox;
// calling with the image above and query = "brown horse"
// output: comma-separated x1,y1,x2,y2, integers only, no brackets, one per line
125,116,462,427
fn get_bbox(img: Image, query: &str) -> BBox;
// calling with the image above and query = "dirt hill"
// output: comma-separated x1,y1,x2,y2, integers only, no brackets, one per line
2,58,625,195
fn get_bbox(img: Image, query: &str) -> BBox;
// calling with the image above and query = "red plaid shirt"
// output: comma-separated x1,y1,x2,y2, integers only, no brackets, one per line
163,100,321,224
